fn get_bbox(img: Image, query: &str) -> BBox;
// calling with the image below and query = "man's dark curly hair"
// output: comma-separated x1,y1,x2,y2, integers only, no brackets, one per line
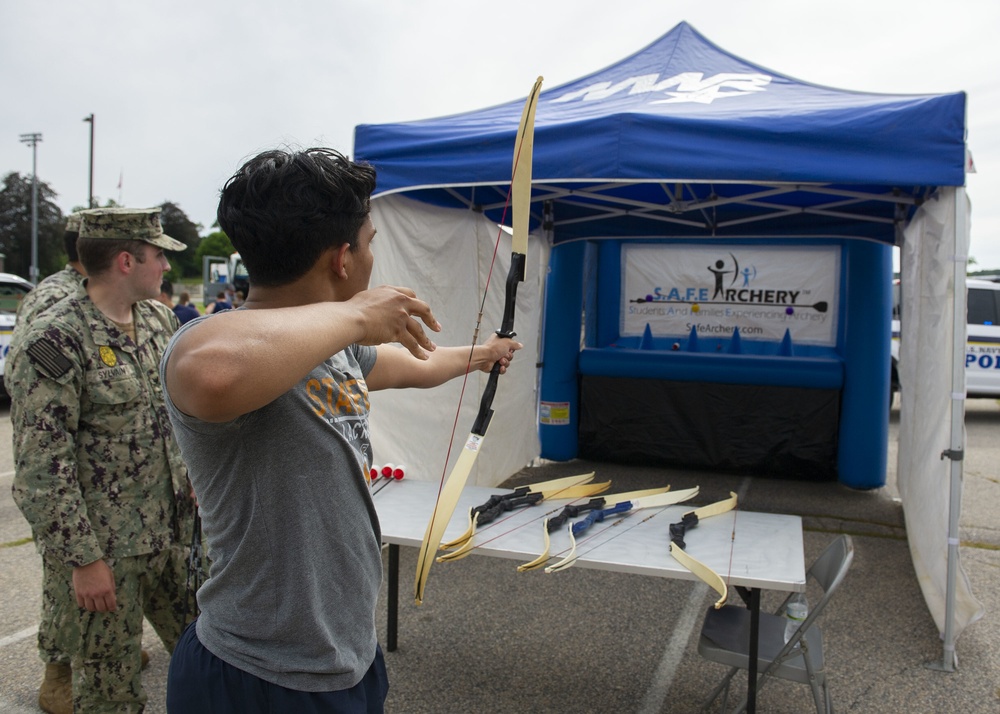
217,148,377,287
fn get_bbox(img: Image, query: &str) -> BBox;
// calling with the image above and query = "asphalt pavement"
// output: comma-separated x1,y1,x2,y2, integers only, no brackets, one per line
1,400,998,713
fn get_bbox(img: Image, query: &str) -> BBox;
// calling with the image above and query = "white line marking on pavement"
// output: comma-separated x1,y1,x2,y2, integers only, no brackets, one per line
637,581,709,714
0,625,37,648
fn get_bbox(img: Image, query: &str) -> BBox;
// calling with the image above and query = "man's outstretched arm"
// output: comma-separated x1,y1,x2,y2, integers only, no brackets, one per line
164,285,440,422
366,334,522,391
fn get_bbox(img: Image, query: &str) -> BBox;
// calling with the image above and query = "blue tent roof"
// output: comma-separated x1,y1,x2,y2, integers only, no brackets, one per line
354,22,967,243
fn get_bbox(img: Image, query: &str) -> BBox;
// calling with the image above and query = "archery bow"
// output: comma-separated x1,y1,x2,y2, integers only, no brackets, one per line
543,487,702,574
439,472,599,550
437,472,611,563
437,475,611,563
437,481,611,563
516,485,677,572
414,76,544,605
668,492,738,609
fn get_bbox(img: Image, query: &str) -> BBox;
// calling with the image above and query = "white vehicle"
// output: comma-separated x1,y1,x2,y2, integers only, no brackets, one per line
0,272,35,395
891,278,1000,399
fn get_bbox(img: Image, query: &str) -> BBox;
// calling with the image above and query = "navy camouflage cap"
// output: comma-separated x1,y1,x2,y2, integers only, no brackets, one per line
65,212,83,233
79,207,186,251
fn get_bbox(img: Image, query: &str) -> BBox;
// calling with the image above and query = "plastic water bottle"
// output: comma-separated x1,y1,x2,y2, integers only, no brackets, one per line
783,593,809,644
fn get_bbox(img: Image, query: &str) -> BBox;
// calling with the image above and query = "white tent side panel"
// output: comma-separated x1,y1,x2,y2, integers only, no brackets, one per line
898,187,984,638
366,193,543,486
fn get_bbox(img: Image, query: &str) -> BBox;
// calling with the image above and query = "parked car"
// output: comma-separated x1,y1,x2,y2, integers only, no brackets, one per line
0,272,34,396
891,278,1000,401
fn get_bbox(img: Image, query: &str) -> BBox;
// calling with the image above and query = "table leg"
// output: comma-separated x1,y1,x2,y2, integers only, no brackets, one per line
746,586,760,713
388,544,399,652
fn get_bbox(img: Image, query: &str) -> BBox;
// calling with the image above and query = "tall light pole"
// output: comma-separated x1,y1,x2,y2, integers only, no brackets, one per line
83,114,94,208
19,132,42,285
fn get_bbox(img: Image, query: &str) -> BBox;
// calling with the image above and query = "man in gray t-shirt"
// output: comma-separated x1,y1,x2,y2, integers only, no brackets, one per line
160,148,520,714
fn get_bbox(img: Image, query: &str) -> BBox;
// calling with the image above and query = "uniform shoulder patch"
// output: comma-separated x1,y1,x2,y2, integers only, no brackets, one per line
25,338,74,379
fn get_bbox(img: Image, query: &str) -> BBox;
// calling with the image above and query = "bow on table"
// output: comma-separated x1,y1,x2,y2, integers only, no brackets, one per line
542,487,702,574
435,473,610,562
414,76,544,606
516,485,684,572
668,492,738,609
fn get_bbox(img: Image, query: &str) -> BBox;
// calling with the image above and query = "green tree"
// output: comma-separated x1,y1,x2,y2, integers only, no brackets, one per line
0,172,65,280
159,201,201,279
196,231,234,263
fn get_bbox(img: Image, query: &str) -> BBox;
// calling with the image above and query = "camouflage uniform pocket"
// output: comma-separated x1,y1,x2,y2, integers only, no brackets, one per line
83,368,146,435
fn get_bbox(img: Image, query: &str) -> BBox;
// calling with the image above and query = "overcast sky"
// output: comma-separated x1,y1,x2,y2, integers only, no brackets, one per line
2,0,998,265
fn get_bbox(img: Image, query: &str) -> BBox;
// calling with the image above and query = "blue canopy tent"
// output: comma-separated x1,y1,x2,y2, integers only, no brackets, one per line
355,22,979,659
356,23,964,216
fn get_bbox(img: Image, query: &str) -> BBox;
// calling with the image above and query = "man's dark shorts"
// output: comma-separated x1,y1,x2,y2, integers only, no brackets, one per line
167,621,389,713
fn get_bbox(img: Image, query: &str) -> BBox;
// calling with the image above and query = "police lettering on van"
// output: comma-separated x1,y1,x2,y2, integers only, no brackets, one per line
891,278,1000,400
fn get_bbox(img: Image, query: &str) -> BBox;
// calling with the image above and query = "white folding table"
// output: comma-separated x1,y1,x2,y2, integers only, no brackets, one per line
373,479,805,713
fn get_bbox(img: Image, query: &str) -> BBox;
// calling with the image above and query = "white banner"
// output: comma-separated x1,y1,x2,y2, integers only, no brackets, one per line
621,244,840,346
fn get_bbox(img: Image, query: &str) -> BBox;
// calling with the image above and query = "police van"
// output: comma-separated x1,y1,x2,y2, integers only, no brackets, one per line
0,272,35,395
891,278,1000,400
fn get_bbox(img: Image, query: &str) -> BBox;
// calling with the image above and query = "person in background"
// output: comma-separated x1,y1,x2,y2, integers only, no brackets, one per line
6,212,90,714
232,290,245,308
173,291,201,324
12,212,87,327
158,278,175,308
205,291,232,314
9,207,200,713
161,148,520,714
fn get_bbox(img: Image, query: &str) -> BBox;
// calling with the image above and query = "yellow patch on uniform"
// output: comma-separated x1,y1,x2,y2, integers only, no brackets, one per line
99,346,117,367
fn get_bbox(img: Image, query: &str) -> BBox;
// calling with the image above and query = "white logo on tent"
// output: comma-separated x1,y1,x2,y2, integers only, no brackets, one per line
553,72,771,105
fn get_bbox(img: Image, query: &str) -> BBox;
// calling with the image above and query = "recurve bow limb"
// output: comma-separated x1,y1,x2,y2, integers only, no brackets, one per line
668,492,738,608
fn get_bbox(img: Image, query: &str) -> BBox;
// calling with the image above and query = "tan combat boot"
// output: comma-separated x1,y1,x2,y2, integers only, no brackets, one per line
38,662,72,714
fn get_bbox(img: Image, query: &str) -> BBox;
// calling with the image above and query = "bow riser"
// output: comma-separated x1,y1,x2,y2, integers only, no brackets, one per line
498,252,526,336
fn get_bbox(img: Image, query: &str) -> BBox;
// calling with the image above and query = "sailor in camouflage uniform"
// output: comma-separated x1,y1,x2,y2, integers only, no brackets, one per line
6,212,88,714
11,212,87,331
9,207,198,714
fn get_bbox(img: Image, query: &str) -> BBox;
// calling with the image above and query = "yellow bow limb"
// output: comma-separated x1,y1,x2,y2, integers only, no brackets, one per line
669,491,738,609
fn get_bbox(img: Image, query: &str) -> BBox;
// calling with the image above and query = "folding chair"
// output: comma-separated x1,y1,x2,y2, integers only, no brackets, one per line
697,534,854,714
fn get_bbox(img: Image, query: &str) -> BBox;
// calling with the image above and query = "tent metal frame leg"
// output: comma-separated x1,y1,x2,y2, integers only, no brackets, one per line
925,184,968,674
